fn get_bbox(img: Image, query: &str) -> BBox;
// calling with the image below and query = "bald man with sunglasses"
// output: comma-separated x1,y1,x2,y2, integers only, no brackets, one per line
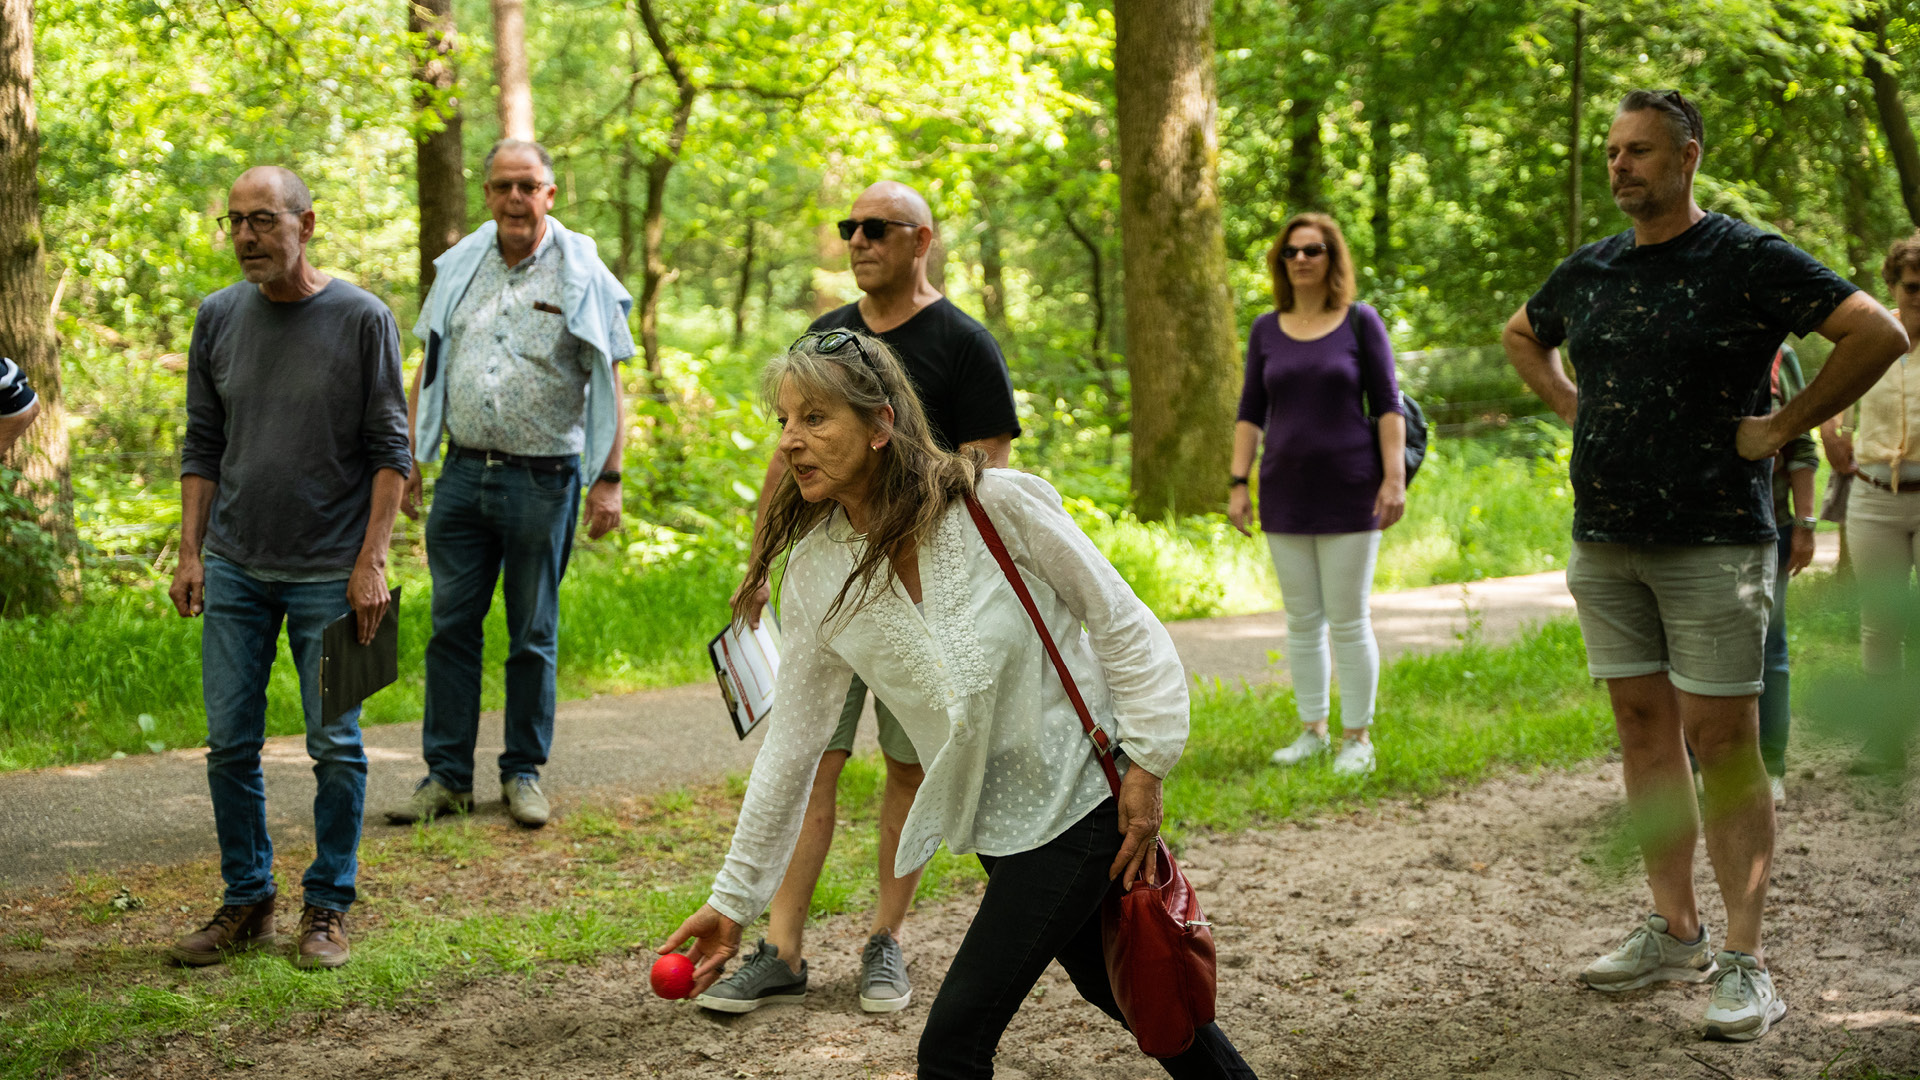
714,181,1018,1016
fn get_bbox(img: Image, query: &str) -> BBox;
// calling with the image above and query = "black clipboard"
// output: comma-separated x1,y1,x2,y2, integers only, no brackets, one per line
708,617,780,740
320,587,401,723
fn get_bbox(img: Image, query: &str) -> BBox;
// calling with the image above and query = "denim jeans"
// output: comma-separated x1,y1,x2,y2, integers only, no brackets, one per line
918,799,1256,1080
1757,531,1793,777
421,453,579,793
201,556,367,913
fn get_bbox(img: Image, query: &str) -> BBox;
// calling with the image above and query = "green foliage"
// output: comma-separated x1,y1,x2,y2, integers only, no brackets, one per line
0,468,65,615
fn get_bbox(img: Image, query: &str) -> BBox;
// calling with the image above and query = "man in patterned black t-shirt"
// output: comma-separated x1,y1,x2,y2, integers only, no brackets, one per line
1504,91,1907,1043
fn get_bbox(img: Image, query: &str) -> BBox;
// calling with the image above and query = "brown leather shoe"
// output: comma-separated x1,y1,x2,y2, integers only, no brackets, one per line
169,893,276,966
294,905,351,969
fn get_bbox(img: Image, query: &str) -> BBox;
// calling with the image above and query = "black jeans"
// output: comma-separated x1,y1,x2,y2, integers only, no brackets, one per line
918,800,1257,1079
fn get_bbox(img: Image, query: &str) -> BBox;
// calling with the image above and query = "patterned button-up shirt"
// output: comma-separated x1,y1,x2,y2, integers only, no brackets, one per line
443,227,590,457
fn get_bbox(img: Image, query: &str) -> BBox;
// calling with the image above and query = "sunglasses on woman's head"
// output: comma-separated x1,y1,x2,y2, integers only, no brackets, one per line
1280,243,1329,261
837,217,922,241
792,329,878,370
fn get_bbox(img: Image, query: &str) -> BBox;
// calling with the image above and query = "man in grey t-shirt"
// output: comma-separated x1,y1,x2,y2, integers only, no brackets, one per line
168,166,410,972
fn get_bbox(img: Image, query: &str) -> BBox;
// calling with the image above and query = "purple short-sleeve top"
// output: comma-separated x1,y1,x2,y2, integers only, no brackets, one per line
1235,301,1402,535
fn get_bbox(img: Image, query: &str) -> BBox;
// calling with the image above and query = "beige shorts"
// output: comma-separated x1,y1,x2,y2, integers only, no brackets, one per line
1565,541,1774,697
824,673,920,764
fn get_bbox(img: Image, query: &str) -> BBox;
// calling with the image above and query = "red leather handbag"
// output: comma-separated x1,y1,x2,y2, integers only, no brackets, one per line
963,494,1219,1058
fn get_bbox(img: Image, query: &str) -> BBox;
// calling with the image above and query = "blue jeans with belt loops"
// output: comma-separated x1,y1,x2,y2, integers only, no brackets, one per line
420,453,579,794
201,555,366,913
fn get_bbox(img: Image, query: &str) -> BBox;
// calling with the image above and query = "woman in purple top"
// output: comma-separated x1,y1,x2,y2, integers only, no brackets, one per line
1228,212,1406,776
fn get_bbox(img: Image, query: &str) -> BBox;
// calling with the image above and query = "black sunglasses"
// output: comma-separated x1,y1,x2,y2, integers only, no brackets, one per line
792,329,878,370
1280,243,1329,261
837,217,922,241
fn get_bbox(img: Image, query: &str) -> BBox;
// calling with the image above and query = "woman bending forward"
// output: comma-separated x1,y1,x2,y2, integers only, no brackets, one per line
663,330,1257,1079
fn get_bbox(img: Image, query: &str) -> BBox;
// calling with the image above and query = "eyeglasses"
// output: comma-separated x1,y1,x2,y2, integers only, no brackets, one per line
219,210,297,236
487,179,551,197
792,329,878,370
1280,243,1329,261
837,218,922,242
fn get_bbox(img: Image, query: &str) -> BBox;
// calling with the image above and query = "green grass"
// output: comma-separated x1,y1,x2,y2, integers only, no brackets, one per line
1167,617,1611,836
0,549,739,772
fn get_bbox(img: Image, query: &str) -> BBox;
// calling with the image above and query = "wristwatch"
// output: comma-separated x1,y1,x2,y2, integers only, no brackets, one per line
596,470,622,486
1229,475,1249,487
1794,516,1818,531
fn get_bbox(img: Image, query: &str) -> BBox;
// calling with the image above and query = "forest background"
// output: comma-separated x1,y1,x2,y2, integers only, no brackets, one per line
2,0,1919,767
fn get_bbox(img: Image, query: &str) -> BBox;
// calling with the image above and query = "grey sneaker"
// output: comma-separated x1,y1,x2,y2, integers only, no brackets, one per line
1579,914,1717,992
503,775,550,828
385,777,472,825
1271,730,1331,766
859,929,912,1013
695,940,808,1014
1703,951,1786,1042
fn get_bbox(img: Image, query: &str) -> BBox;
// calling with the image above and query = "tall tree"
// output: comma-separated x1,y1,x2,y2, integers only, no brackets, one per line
1113,0,1240,517
632,0,697,386
1567,2,1585,252
491,0,533,140
0,0,71,550
411,0,466,298
1858,5,1920,228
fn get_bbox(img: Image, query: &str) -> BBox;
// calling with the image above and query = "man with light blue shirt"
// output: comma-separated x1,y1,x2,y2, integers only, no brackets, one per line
388,139,635,829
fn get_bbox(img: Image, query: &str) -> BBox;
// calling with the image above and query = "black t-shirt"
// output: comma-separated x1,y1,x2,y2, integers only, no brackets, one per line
1526,213,1857,545
808,298,1020,451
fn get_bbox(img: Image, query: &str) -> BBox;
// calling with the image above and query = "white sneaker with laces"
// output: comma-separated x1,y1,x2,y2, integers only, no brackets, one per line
1332,738,1376,776
1271,730,1330,766
1579,914,1717,992
1769,775,1786,806
1703,950,1786,1042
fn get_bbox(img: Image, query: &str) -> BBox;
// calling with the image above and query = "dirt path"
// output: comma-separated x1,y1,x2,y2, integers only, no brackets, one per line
115,756,1918,1080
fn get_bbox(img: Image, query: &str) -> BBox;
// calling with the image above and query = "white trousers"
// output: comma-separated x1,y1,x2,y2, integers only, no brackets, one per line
1265,531,1382,728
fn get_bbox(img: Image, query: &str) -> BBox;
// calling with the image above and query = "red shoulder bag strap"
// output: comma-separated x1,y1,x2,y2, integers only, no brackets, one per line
963,492,1124,798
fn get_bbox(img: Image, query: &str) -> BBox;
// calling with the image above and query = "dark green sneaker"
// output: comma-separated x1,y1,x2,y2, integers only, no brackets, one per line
694,940,807,1014
384,777,472,825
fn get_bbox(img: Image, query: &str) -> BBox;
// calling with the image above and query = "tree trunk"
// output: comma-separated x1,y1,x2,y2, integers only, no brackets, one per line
634,0,696,388
411,0,465,299
490,0,533,140
1370,107,1391,272
1114,0,1239,518
0,0,71,564
1284,92,1324,213
1567,3,1585,252
732,218,755,346
1860,8,1920,227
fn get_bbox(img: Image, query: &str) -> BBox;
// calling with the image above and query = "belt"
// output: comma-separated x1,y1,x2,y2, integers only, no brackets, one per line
1855,471,1920,494
450,445,577,474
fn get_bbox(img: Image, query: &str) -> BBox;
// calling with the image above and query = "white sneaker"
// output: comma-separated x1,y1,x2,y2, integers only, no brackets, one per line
1579,914,1717,992
1332,739,1376,776
1769,775,1786,806
1703,951,1786,1042
1271,730,1330,766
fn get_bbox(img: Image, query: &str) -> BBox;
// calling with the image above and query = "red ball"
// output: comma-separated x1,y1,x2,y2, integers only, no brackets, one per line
651,952,696,999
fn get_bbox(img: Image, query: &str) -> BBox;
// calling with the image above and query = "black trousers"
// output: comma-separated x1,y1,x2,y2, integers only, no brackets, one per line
917,800,1257,1079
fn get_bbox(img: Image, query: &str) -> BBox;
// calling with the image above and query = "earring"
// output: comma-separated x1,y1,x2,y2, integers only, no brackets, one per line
870,442,882,451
